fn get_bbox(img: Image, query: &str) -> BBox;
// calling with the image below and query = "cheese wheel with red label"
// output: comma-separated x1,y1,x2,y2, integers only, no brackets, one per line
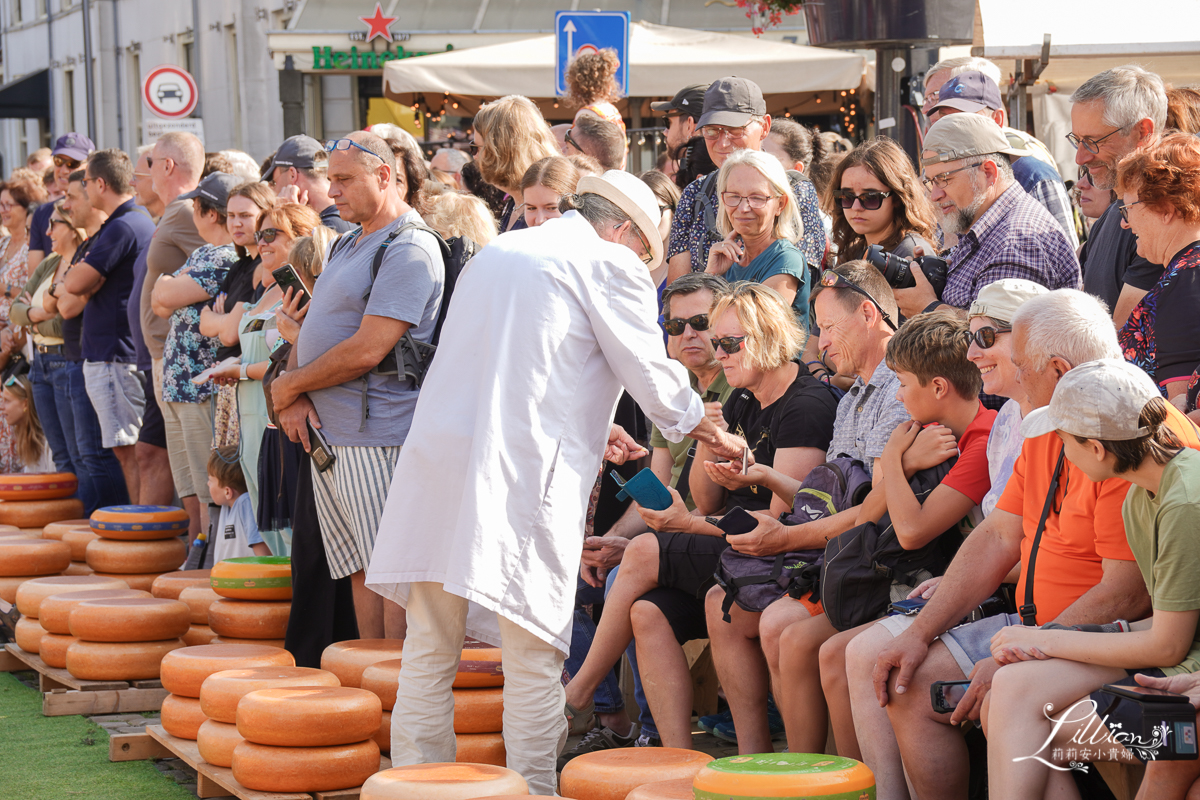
161,693,207,740
207,599,290,639
61,528,99,561
210,556,292,600
200,666,341,723
64,561,93,576
151,570,212,600
559,748,714,800
321,639,406,688
236,686,382,747
39,633,78,669
360,763,528,800
0,497,85,528
232,739,381,793
160,644,295,698
14,615,45,653
40,588,150,634
178,585,222,624
90,572,163,592
183,625,219,647
15,575,129,617
65,638,185,681
624,778,696,800
69,597,191,642
43,519,91,540
197,719,243,767
0,538,71,577
457,639,504,688
457,733,506,767
0,472,78,501
89,505,190,539
86,537,186,574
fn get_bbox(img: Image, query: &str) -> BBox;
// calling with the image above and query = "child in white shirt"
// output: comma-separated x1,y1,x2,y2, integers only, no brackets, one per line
206,446,271,563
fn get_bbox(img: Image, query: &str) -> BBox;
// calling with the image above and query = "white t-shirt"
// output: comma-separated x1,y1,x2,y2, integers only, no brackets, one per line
983,399,1025,517
211,492,264,563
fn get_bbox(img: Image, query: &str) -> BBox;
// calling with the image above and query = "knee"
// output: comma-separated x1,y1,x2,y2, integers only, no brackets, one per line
818,636,847,686
844,628,884,678
629,599,663,636
704,585,727,626
622,535,660,578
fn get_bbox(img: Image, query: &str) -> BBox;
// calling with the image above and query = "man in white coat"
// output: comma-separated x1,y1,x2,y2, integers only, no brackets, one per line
366,170,745,794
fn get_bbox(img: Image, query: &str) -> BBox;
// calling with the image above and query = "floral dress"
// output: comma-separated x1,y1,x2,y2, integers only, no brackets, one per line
1119,241,1200,394
0,235,29,473
162,244,237,404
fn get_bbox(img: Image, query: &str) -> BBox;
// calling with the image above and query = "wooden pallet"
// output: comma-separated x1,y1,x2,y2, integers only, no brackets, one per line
2,642,169,716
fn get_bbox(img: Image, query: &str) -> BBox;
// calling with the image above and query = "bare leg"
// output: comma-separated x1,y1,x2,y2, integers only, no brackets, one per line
113,444,139,504
1138,760,1200,800
182,494,201,544
846,624,911,800
351,569,385,639
384,598,407,640
819,623,872,761
631,598,693,749
135,442,175,506
705,585,772,754
774,609,836,755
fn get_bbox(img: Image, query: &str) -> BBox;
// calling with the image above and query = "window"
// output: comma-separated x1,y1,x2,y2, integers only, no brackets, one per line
181,37,194,76
128,52,142,145
227,27,241,147
63,69,75,133
12,0,22,24
36,0,47,18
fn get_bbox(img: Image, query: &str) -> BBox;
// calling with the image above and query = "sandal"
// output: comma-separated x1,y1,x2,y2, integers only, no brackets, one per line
564,699,596,737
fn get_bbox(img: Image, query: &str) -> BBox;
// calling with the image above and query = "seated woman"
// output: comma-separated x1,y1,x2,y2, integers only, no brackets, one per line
2,373,53,473
520,156,581,229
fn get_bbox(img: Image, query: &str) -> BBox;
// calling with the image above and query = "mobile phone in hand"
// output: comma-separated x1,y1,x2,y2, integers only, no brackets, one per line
710,507,758,538
930,679,972,714
272,263,311,309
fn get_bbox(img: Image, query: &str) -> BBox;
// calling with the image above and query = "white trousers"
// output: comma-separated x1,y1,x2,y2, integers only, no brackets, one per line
390,582,568,797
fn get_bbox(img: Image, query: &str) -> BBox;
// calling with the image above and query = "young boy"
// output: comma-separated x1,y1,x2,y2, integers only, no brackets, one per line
206,446,271,562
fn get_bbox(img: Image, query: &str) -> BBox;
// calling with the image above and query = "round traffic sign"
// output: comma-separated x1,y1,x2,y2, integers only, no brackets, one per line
143,65,197,119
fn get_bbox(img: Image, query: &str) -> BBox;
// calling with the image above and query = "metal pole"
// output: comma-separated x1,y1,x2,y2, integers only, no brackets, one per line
46,0,55,140
112,0,124,150
190,0,201,118
81,0,97,141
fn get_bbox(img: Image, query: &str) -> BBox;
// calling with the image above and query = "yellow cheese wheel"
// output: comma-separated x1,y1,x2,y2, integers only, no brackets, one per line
0,575,53,603
321,639,406,688
42,519,92,540
457,639,504,688
14,615,45,653
160,693,207,740
39,633,78,668
86,537,187,574
559,748,714,800
89,504,190,539
197,719,243,768
690,753,877,799
39,589,150,634
0,529,37,539
65,638,185,681
457,733,506,767
69,597,191,642
373,710,391,754
451,688,503,734
63,561,93,576
209,556,292,600
360,763,528,800
90,572,163,592
61,528,99,561
183,625,219,647
207,599,290,639
160,644,295,698
151,570,212,600
14,575,129,617
0,472,78,501
236,686,382,747
0,497,85,528
0,538,72,577
200,666,341,723
232,739,381,793
625,778,696,800
211,636,287,648
178,585,222,624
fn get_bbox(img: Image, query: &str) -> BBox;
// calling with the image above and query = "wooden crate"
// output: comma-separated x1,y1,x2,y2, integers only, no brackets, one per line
1,642,169,716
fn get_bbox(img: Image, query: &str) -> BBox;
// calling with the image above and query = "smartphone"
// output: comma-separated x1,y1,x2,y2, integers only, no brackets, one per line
712,507,759,538
888,598,928,617
1100,684,1193,704
930,679,972,714
611,468,672,511
272,263,312,309
307,421,336,473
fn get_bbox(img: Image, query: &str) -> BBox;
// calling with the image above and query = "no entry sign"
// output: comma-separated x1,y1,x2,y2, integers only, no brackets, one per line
143,65,198,119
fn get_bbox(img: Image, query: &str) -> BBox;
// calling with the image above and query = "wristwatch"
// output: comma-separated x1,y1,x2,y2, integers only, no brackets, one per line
240,363,249,381
46,282,58,299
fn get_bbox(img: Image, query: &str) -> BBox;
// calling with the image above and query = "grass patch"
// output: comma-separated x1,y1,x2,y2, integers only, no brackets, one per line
0,672,195,800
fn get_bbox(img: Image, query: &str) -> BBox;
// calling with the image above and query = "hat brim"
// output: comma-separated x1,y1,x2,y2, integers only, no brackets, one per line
577,176,665,270
932,99,994,114
177,186,203,201
51,147,90,162
649,100,678,113
259,158,275,181
696,109,754,129
1019,406,1061,439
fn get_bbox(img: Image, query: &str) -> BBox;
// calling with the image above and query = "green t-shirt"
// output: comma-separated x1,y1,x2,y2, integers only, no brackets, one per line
649,369,733,509
1123,447,1200,675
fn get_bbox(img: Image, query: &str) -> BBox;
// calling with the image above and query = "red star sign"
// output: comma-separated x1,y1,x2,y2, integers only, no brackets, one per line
360,3,397,43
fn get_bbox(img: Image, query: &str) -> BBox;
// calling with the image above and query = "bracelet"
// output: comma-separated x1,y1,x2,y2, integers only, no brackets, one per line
240,363,249,381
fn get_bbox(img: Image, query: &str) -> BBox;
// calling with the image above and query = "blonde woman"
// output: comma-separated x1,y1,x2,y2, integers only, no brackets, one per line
471,96,561,232
421,192,498,246
2,374,52,472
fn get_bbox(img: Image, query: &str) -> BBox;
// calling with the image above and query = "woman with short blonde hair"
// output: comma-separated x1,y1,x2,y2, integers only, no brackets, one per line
710,280,807,372
472,96,561,232
423,192,499,245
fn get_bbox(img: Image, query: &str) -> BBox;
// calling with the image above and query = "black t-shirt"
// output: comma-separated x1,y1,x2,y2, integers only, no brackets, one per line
61,233,98,362
1080,202,1163,312
722,362,839,512
214,255,262,360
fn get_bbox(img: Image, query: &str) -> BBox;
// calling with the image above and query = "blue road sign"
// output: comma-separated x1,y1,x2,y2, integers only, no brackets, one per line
555,10,631,97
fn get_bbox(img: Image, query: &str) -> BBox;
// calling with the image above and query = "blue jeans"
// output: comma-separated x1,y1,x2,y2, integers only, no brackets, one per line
31,350,77,476
606,566,657,737
41,352,96,512
566,576,625,715
64,359,128,511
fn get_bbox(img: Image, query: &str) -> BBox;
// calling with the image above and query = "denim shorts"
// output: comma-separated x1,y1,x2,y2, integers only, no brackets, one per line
938,612,1025,678
83,360,145,448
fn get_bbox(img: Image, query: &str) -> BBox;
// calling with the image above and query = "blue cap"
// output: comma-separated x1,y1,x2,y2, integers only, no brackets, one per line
933,71,1004,114
52,132,96,161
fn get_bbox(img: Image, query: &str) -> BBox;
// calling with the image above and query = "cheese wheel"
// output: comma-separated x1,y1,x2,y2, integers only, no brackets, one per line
14,575,129,617
64,561,93,576
210,556,292,600
211,636,287,648
19,527,43,536
360,764,528,800
0,575,50,603
232,739,381,793
692,753,876,799
197,719,243,768
90,572,163,592
61,528,99,561
0,523,20,533
0,497,85,528
183,625,219,647
321,639,406,688
373,710,391,754
39,589,150,634
69,597,191,642
43,519,92,540
0,472,78,501
0,538,72,577
200,666,341,723
456,733,506,767
0,529,37,539
151,570,212,600
86,537,187,574
625,778,696,800
89,504,190,539
560,748,714,800
178,585,222,624
452,688,503,734
39,633,78,669
14,615,45,653
236,686,382,747
160,644,295,698
65,639,185,681
457,639,504,688
207,599,290,639
160,693,207,740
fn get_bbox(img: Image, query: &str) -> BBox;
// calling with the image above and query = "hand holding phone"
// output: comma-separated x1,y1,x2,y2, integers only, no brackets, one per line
611,468,672,511
930,679,972,714
272,263,312,309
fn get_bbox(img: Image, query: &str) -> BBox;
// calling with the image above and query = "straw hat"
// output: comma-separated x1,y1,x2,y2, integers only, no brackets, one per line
577,170,664,269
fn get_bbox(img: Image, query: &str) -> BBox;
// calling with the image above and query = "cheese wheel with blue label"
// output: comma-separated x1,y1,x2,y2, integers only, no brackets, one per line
692,753,876,799
89,505,190,540
0,472,77,501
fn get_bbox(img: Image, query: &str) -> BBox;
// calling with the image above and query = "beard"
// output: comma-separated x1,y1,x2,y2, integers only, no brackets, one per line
1088,157,1117,190
938,171,990,237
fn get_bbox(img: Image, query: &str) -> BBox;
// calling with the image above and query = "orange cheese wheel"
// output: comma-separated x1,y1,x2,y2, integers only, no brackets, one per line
0,538,71,577
61,528,99,561
160,644,295,698
624,778,696,800
63,561,93,576
0,523,20,533
457,733,506,767
209,556,292,600
373,710,391,754
452,688,503,734
178,585,222,624
151,570,212,600
90,572,163,592
0,497,85,528
19,528,43,536
183,625,219,647
236,686,382,747
69,597,191,642
14,615,45,653
197,719,243,768
200,666,341,723
321,639,406,688
207,599,290,639
360,763,528,800
211,636,287,648
39,633,78,669
457,639,504,688
559,748,714,800
0,529,37,539
232,739,380,793
161,693,207,740
360,659,403,710
86,537,187,574
43,519,92,540
39,589,150,634
65,638,185,681
14,575,129,617
0,575,51,603
0,472,78,501
89,504,190,539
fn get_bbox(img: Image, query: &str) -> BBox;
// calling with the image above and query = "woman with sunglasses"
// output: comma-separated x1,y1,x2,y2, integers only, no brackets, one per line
471,95,561,233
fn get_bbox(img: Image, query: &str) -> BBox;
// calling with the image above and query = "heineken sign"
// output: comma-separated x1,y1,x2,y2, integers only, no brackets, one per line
312,44,453,70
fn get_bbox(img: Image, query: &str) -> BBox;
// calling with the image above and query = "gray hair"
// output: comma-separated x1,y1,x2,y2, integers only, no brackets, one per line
661,273,730,319
964,151,1015,184
434,148,470,172
345,131,397,178
716,149,804,243
1012,289,1121,370
1071,66,1167,133
219,149,263,183
560,192,630,230
927,56,1002,88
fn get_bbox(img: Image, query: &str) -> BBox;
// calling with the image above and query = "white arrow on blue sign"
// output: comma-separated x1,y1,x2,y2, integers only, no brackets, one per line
555,10,631,97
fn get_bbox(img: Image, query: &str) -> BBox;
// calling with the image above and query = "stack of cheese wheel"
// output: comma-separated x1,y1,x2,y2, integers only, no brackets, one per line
560,749,714,800
206,557,292,648
0,538,71,603
691,753,876,800
11,575,129,656
38,587,150,668
85,505,190,592
159,644,295,741
0,473,83,532
152,570,215,645
43,519,93,575
65,596,189,682
360,764,528,800
178,586,223,645
231,686,381,792
196,666,341,767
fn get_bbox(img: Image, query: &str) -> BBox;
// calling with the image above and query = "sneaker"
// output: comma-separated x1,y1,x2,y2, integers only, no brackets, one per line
710,699,786,743
698,708,733,736
557,725,640,771
635,733,662,747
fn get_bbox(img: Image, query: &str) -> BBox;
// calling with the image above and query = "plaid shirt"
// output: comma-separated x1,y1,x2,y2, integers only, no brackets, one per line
825,362,911,477
942,182,1081,309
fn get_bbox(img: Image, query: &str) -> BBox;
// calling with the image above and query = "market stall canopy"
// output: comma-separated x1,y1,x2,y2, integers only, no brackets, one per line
0,70,50,120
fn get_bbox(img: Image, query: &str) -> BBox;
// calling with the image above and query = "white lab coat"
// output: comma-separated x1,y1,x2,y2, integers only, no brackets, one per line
366,212,704,653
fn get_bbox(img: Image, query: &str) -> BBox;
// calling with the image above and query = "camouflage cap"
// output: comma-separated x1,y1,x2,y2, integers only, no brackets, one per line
1021,358,1159,441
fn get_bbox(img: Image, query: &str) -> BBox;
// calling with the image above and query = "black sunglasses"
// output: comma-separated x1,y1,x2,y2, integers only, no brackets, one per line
663,314,709,336
564,128,583,153
255,228,283,244
468,143,481,156
971,325,1011,349
816,270,898,331
711,335,747,355
834,189,892,210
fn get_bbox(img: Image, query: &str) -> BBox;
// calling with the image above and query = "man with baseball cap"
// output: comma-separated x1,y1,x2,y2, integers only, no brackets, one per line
265,135,355,233
896,113,1080,318
651,83,708,157
366,169,745,795
27,133,96,272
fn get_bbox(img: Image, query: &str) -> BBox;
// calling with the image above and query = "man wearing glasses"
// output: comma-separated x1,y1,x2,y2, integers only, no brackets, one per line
26,133,94,274
1071,66,1168,326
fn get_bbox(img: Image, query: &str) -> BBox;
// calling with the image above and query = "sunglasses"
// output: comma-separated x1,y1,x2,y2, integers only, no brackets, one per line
700,124,752,143
468,143,481,156
3,375,20,388
970,325,1011,349
255,228,284,244
52,155,80,169
834,189,892,210
1117,199,1144,222
324,138,386,162
663,313,710,336
711,335,747,355
564,128,583,153
816,270,898,331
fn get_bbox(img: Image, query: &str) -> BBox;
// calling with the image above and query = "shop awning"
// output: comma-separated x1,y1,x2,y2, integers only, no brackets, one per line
0,70,50,119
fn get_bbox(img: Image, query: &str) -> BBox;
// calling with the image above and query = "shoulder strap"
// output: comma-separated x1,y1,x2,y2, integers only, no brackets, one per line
693,173,720,238
1020,445,1066,626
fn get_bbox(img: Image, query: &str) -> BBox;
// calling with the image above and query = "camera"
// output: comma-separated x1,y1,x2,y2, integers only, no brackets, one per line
866,244,949,299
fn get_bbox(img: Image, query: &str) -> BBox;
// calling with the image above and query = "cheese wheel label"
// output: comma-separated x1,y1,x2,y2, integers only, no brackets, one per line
210,576,291,589
694,754,876,800
90,505,190,533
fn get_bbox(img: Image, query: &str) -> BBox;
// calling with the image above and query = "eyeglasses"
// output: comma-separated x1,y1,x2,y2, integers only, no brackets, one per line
663,313,710,336
833,189,893,210
52,155,80,169
711,335,748,355
80,177,91,188
324,139,385,162
614,223,654,265
1066,124,1131,155
0,202,13,211
816,270,898,331
700,124,753,143
720,192,777,210
920,163,981,191
564,128,583,153
255,228,284,244
1076,165,1091,183
1117,199,1144,222
3,375,20,388
970,325,1011,349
